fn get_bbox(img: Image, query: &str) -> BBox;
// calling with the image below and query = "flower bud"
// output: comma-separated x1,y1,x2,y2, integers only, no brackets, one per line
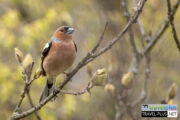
86,63,93,77
121,72,134,88
23,54,33,75
14,48,23,63
34,67,42,79
168,82,177,100
91,68,107,86
104,83,115,95
168,99,173,104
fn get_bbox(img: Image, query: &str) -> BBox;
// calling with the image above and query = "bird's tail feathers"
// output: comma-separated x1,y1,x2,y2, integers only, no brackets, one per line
39,78,54,102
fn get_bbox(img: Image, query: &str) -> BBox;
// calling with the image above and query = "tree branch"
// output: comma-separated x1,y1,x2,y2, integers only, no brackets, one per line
60,84,93,96
122,0,139,56
167,0,180,52
132,0,146,48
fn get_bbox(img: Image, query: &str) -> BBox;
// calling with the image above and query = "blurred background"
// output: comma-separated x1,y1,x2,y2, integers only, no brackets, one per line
0,0,180,119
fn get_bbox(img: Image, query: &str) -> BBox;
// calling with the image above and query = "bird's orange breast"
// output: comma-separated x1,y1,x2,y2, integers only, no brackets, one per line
43,41,76,76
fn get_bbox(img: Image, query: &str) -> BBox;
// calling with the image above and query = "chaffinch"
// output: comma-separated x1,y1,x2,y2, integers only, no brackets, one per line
40,26,77,102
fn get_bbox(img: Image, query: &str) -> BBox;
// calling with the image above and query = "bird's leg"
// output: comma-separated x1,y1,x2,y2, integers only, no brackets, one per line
63,72,72,82
63,71,70,77
51,78,57,101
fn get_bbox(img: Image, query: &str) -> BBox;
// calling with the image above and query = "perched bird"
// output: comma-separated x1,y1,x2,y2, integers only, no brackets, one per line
39,26,77,102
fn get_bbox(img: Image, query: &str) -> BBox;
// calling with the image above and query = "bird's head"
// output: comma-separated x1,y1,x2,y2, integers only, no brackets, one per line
54,26,74,41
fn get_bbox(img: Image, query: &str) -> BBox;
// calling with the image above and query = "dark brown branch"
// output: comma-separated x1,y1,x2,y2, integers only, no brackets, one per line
167,0,180,52
10,0,147,119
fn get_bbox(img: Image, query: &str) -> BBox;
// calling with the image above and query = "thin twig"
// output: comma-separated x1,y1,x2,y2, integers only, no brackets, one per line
132,0,146,48
14,63,33,112
122,0,139,56
60,84,93,96
14,83,28,113
91,22,108,53
167,0,180,52
131,52,151,107
27,90,41,120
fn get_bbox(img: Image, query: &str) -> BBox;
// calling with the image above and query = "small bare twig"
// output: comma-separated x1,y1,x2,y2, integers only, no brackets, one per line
131,52,151,107
91,22,108,53
167,0,180,52
26,90,41,120
122,0,139,56
60,84,93,96
132,0,146,48
14,63,34,113
14,83,28,113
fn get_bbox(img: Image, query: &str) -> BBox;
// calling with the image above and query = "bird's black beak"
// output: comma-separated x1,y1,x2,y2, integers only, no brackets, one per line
66,27,74,34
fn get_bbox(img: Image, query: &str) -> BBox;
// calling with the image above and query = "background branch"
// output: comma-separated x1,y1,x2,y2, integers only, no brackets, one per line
167,0,180,52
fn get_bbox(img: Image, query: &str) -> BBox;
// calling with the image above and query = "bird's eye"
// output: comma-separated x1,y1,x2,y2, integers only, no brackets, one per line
60,29,64,32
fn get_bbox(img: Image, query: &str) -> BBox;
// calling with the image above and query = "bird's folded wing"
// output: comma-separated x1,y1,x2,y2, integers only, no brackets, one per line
41,41,52,75
73,40,77,52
